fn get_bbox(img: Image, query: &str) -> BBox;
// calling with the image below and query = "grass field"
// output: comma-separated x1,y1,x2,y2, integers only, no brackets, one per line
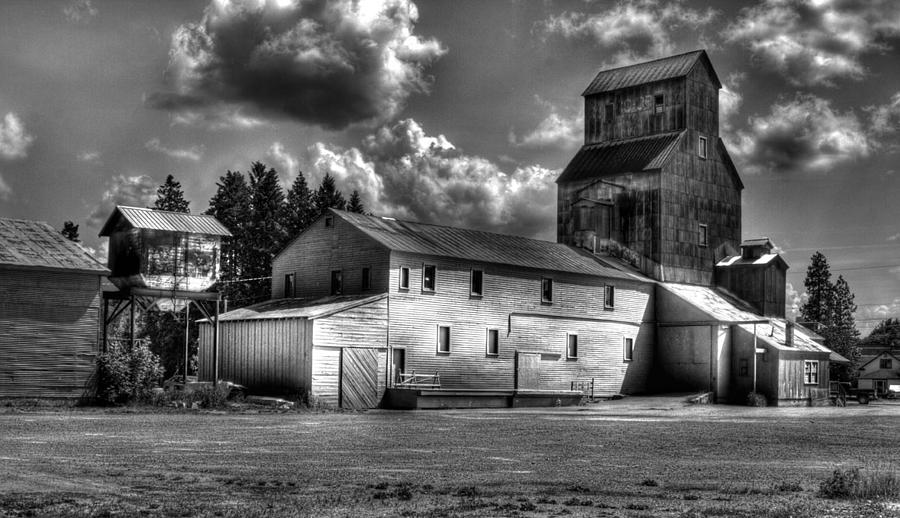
1,396,899,517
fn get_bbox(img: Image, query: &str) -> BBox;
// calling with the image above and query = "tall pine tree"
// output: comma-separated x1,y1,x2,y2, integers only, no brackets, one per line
246,162,286,303
799,251,832,328
207,170,252,306
154,174,190,213
61,221,80,242
313,173,346,217
281,171,315,243
347,190,365,214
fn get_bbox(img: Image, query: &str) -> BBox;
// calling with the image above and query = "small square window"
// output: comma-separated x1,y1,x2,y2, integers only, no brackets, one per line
362,267,371,291
541,278,553,303
399,267,410,290
471,269,484,297
698,136,708,159
604,285,615,309
739,358,749,377
699,224,708,247
566,333,578,359
623,337,634,362
330,270,342,295
804,360,819,385
437,325,451,354
325,215,334,227
486,329,499,356
880,358,892,369
284,273,295,298
654,94,664,113
422,265,436,292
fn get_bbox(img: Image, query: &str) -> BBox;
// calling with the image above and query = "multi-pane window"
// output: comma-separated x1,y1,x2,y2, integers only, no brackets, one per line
330,270,343,295
623,337,634,361
422,265,436,292
541,278,553,303
471,269,484,297
804,360,819,385
698,136,708,159
284,273,295,298
399,267,410,290
362,267,371,291
699,224,708,247
437,325,451,354
880,358,893,369
486,329,499,356
604,285,615,309
566,333,578,359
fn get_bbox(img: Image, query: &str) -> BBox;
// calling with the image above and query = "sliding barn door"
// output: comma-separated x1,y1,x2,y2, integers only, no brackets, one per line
340,348,380,409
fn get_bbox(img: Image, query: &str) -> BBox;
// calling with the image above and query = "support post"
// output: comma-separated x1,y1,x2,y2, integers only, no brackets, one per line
213,296,220,384
753,323,758,394
129,294,135,350
102,297,108,353
184,300,191,384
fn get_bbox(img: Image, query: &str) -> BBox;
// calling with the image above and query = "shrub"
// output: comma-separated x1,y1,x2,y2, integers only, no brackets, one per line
95,340,164,405
640,478,659,487
746,391,768,407
184,383,231,409
819,468,860,499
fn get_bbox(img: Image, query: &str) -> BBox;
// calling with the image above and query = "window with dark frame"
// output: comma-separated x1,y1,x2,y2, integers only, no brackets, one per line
330,270,342,295
325,215,334,227
654,94,664,113
471,269,484,297
623,337,634,361
804,360,819,385
284,273,294,298
566,333,578,359
486,329,499,356
605,103,614,122
880,358,893,369
437,325,451,354
698,135,708,159
604,285,615,309
699,224,708,247
422,265,436,292
541,278,553,303
399,267,410,290
362,267,371,291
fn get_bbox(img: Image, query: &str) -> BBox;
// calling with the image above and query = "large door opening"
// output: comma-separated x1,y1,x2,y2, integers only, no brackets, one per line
340,348,380,409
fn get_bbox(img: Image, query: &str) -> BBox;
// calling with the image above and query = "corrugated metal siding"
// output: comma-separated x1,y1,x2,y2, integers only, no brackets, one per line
0,218,108,273
0,269,102,398
582,50,717,96
556,132,683,183
99,206,231,237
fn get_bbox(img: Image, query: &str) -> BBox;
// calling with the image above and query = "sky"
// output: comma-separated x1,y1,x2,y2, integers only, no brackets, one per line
1,0,900,333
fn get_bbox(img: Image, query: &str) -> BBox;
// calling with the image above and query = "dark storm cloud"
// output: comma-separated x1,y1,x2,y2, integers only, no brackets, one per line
150,0,445,130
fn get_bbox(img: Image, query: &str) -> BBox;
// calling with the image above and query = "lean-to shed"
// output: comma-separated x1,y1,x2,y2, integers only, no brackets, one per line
0,218,109,398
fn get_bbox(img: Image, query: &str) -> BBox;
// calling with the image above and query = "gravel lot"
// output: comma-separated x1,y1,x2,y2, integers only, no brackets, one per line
1,396,899,517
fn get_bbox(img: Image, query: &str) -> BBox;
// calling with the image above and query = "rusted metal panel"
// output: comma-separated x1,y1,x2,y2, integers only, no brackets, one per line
0,218,108,274
0,269,102,398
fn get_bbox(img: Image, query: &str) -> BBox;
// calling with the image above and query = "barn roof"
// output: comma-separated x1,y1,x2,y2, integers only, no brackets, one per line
331,210,650,283
582,50,720,96
0,218,109,274
556,131,683,184
660,283,765,323
716,253,788,269
738,320,847,360
98,206,232,237
212,294,387,322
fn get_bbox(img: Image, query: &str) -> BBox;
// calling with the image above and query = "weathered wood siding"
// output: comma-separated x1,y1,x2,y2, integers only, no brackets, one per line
0,269,102,398
584,78,686,144
272,215,391,299
312,346,339,406
715,265,786,318
387,251,654,395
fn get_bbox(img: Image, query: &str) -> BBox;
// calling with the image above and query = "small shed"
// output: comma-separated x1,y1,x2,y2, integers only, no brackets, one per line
0,218,109,398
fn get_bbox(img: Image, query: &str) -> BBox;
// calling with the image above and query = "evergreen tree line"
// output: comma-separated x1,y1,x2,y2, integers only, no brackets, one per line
798,251,862,382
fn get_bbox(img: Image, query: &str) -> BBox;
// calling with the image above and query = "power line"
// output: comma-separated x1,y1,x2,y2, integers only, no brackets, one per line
786,263,900,274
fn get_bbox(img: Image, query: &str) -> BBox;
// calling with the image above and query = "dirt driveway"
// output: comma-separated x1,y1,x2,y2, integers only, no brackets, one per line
1,396,899,517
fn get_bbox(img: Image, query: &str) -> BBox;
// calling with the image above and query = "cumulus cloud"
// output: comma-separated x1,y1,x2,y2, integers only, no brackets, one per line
149,0,446,130
537,0,717,66
719,73,744,136
509,99,583,150
145,138,204,161
0,112,35,160
77,151,102,163
63,0,98,23
868,92,900,136
267,142,300,182
888,233,900,241
785,281,804,320
0,173,11,200
168,104,267,131
88,175,158,228
725,0,900,87
731,94,870,174
304,118,558,239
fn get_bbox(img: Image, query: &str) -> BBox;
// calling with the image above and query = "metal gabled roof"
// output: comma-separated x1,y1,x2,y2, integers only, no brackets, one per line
0,217,109,274
660,282,764,323
582,50,720,96
213,294,387,322
98,206,232,237
332,210,650,283
556,131,683,184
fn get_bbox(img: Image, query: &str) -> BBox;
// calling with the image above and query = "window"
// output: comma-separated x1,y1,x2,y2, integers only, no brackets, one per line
623,337,634,361
699,224,708,247
486,329,499,356
604,103,614,122
880,358,893,369
399,267,410,290
804,360,819,385
654,94,664,113
541,278,553,303
739,358,749,377
604,285,615,309
422,265,436,292
470,269,484,297
325,215,334,227
437,325,451,354
566,333,578,359
330,270,342,295
362,267,371,291
284,274,295,298
698,136,708,159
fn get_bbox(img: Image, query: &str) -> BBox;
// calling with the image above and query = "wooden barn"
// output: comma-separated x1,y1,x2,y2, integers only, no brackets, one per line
200,209,656,408
715,238,788,318
0,218,109,398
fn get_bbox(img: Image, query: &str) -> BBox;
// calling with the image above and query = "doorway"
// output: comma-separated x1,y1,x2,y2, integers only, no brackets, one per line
392,348,406,386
